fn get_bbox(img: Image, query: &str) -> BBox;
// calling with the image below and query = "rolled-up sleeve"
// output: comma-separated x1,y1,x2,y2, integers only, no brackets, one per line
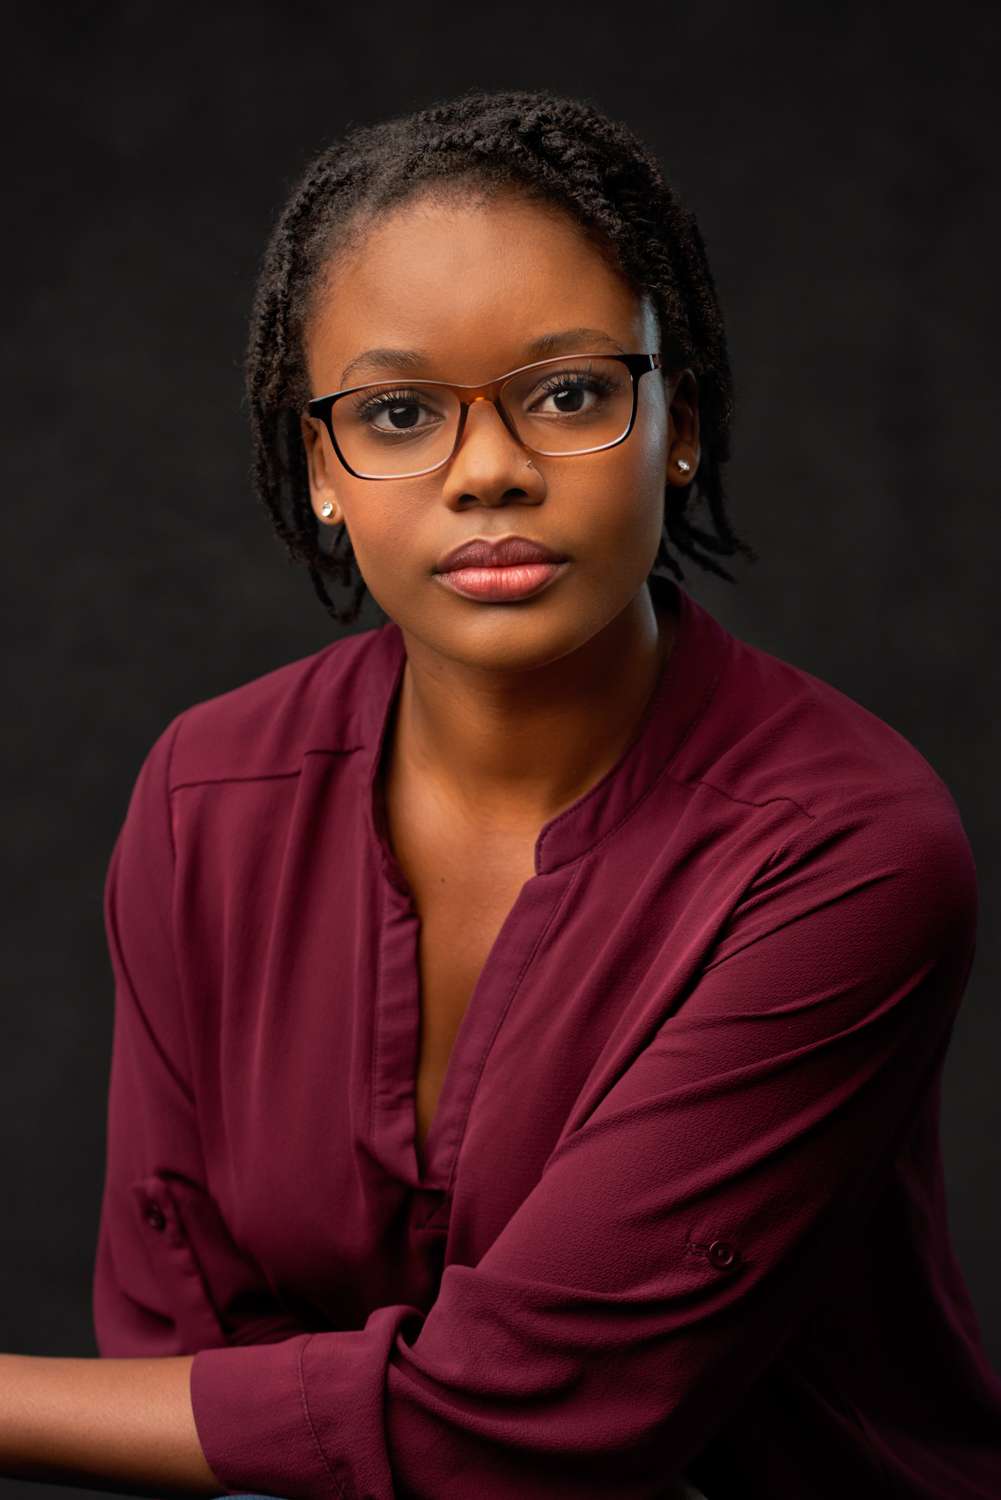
94,713,307,1358
189,791,978,1499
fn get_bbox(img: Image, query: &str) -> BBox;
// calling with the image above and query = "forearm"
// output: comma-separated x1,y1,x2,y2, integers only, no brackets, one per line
0,1353,221,1495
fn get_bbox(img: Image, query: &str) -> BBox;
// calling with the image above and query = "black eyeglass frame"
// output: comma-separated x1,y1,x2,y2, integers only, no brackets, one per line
304,351,665,481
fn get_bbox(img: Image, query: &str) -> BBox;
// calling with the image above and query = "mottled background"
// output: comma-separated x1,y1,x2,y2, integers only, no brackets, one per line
3,4,999,1495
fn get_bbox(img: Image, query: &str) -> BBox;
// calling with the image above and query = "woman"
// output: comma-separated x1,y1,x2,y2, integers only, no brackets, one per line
3,88,999,1499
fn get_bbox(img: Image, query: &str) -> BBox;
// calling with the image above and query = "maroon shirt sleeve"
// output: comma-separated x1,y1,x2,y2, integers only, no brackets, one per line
188,787,979,1498
92,713,308,1356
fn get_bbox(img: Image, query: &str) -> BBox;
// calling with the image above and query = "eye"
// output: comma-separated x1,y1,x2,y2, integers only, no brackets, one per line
528,369,618,417
350,387,447,436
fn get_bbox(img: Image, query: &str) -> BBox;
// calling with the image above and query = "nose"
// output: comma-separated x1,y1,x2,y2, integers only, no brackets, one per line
456,399,539,507
436,397,529,510
453,399,525,462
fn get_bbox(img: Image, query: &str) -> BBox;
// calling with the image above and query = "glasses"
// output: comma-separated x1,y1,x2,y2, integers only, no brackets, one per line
304,351,664,480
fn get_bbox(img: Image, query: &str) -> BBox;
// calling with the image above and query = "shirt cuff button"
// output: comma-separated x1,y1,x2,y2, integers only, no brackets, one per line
143,1200,167,1232
707,1238,740,1270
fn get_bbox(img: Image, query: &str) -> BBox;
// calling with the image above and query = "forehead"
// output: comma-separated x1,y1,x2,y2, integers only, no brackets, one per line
304,191,654,388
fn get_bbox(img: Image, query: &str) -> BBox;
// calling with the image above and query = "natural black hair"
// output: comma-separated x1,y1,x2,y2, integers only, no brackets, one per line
245,86,759,625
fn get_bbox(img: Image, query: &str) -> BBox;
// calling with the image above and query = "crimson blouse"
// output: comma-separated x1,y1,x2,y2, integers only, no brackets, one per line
92,573,1001,1499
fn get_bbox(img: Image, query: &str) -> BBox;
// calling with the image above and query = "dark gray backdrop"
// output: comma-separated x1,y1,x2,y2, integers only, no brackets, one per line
4,4,999,1495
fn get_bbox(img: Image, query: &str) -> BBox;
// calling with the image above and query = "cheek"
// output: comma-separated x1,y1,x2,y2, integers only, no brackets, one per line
619,388,669,542
633,378,670,496
576,435,667,557
339,488,427,579
596,369,666,494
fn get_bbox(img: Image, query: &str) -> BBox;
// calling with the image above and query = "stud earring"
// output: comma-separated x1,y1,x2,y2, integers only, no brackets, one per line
320,501,335,517
676,459,691,473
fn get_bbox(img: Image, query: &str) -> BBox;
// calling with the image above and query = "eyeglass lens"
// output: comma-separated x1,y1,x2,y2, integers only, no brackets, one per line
330,356,635,478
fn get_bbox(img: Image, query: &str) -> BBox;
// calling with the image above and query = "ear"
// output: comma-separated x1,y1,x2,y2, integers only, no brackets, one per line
300,414,343,524
665,369,701,489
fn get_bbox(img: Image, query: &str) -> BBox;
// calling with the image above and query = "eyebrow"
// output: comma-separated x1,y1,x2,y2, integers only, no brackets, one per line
338,327,627,387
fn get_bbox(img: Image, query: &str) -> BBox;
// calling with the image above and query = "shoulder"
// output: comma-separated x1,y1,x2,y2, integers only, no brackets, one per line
693,626,963,825
139,623,392,795
688,628,978,935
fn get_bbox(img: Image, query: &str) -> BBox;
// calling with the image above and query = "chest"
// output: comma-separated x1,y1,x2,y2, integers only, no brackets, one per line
384,775,538,1168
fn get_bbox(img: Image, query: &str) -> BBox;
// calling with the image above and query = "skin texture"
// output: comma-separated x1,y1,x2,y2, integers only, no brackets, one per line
0,1352,217,1493
0,189,701,1495
301,188,701,841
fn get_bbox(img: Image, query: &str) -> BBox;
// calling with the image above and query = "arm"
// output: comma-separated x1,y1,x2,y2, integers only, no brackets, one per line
93,712,308,1358
0,714,305,1494
0,1356,705,1496
184,791,978,1499
0,1353,217,1496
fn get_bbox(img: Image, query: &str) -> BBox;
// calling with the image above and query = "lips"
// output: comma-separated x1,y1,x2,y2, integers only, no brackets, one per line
434,535,569,573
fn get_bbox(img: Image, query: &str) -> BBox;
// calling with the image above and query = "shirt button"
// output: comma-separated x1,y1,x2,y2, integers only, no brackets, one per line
143,1201,166,1232
707,1238,740,1271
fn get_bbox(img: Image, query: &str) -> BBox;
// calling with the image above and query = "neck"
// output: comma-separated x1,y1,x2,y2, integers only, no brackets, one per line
389,583,678,835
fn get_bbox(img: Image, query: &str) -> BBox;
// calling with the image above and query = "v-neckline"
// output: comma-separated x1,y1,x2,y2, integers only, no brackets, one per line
373,824,564,1191
370,666,552,1190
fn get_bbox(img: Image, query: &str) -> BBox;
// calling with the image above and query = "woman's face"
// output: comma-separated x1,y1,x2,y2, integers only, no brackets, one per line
301,189,699,672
